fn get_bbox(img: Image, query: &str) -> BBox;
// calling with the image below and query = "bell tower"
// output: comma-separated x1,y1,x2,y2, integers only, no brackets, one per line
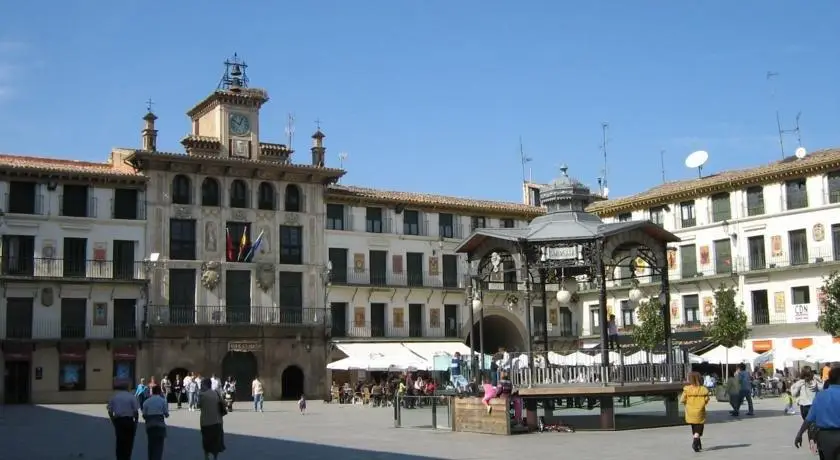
141,99,158,152
311,124,326,167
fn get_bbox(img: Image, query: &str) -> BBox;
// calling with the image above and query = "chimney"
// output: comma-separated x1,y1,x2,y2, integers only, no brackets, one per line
311,129,325,167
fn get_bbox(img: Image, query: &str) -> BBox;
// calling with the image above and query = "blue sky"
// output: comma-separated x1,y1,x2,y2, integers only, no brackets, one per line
1,1,837,202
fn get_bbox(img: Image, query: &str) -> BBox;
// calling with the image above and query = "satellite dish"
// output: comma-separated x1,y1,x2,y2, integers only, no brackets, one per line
795,147,807,159
685,150,709,178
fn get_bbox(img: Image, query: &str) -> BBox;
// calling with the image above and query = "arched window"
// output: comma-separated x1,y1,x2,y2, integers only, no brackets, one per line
201,178,220,207
171,174,191,205
257,182,276,210
230,180,249,208
284,184,301,212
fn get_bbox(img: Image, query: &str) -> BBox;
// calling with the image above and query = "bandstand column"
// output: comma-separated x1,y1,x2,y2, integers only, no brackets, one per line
660,255,673,382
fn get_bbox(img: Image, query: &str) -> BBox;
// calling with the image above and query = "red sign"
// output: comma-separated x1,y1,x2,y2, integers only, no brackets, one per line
59,344,87,360
113,345,137,360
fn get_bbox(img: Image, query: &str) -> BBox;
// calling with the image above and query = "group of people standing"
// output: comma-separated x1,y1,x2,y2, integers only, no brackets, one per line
106,375,229,460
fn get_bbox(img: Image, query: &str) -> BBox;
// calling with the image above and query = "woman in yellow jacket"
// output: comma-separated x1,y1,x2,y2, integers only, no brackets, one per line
681,371,711,452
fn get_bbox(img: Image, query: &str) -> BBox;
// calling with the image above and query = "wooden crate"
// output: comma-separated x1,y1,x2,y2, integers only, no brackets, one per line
453,397,511,435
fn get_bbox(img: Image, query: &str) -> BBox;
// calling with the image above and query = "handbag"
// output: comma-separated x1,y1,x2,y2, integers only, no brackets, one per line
218,397,228,416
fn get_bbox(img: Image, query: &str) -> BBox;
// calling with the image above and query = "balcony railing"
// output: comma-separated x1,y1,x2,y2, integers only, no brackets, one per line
326,212,354,231
333,269,464,289
147,305,324,326
742,249,838,272
826,189,840,205
742,203,765,217
5,193,44,215
0,257,145,280
365,217,393,234
532,322,579,338
1,319,139,340
439,223,464,239
59,196,97,218
750,310,794,326
111,198,147,220
330,321,462,339
402,219,429,237
783,193,808,211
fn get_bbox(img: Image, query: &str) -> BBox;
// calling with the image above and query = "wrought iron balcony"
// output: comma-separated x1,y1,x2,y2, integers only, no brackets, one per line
110,197,147,220
59,196,98,218
330,320,462,339
0,257,146,280
5,193,44,215
331,269,462,289
146,305,325,326
742,248,839,272
1,319,139,340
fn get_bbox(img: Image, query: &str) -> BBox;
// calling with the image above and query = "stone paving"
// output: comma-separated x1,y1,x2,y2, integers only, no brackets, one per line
0,397,815,459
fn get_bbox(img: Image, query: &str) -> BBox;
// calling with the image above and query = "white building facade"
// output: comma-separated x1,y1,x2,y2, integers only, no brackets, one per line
573,148,840,368
0,157,148,403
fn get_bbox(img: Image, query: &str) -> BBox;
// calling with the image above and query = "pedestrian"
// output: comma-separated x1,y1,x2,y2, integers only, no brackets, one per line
252,375,264,412
607,315,619,350
173,375,184,409
481,377,497,415
795,367,840,459
724,370,741,416
298,394,307,415
186,373,199,411
142,385,169,460
160,374,172,405
107,382,140,460
135,378,149,407
792,366,822,452
198,378,226,460
681,371,710,452
736,363,754,415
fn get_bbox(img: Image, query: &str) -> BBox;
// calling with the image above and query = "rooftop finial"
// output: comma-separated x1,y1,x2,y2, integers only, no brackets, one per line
219,53,249,92
315,117,321,131
145,97,154,113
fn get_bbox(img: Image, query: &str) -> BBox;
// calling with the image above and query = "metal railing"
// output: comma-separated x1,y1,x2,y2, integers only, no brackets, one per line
0,257,145,280
332,269,461,289
439,223,464,239
146,305,324,326
402,219,429,237
394,395,453,430
2,320,140,340
59,196,97,218
743,249,838,271
330,320,462,339
507,350,690,387
5,193,44,215
365,217,393,234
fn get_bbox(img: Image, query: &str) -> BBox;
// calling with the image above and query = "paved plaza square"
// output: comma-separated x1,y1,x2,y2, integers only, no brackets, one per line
0,398,813,459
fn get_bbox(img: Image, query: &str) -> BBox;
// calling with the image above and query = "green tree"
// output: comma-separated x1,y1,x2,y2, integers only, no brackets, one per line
632,297,666,352
706,284,749,348
817,271,840,337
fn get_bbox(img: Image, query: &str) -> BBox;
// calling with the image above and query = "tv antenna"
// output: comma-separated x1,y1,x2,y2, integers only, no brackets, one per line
685,150,709,179
519,136,532,183
599,122,609,196
285,113,295,149
338,152,348,169
766,71,803,159
660,150,666,183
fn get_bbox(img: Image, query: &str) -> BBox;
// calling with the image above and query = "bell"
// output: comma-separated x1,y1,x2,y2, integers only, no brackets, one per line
230,64,242,77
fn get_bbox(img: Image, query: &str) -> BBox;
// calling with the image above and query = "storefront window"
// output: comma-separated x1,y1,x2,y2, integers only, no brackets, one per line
113,360,136,389
59,361,86,391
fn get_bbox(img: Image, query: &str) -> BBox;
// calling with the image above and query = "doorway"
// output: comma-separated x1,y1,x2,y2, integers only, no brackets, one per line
281,365,305,400
330,303,347,337
751,290,770,325
4,361,31,404
408,304,423,337
370,303,386,337
222,351,258,400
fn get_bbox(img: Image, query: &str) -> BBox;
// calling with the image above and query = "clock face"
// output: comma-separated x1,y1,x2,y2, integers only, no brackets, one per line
229,113,250,136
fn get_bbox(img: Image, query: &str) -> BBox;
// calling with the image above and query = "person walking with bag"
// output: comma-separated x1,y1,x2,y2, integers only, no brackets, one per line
792,366,822,453
198,378,226,460
681,372,711,452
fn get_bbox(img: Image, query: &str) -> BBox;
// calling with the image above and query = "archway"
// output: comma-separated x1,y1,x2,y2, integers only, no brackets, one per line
466,313,526,354
222,352,258,401
166,367,190,403
281,365,305,400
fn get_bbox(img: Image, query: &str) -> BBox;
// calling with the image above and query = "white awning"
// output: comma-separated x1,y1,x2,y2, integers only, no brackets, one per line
400,341,473,362
329,342,430,371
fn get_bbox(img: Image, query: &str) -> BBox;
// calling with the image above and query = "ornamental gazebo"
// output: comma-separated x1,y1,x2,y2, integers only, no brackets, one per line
454,166,685,430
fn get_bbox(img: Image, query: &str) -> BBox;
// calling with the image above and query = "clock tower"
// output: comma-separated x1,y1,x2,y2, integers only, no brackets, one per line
182,54,288,161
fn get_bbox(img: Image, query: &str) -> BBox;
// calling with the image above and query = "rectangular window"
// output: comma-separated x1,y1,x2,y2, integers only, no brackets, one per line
168,269,196,324
279,226,303,265
328,248,348,284
113,240,136,280
746,186,765,216
713,238,732,274
113,189,140,220
403,210,420,236
710,193,731,222
680,201,696,228
59,358,86,391
829,172,840,204
471,216,486,231
63,237,87,278
648,206,666,226
278,271,303,309
789,229,808,265
833,224,840,262
369,250,387,285
785,179,808,210
683,295,700,325
366,207,383,233
7,181,40,214
1,235,35,276
439,213,455,238
226,222,251,262
500,218,515,228
442,254,459,288
113,299,137,339
792,286,810,305
406,252,424,286
169,219,196,260
747,235,766,270
618,213,632,222
620,300,634,327
528,186,541,207
589,305,600,333
5,297,33,339
680,244,697,278
326,204,345,230
60,298,87,339
61,185,92,217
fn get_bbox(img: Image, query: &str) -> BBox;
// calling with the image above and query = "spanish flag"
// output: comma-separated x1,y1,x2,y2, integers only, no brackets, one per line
237,225,248,262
